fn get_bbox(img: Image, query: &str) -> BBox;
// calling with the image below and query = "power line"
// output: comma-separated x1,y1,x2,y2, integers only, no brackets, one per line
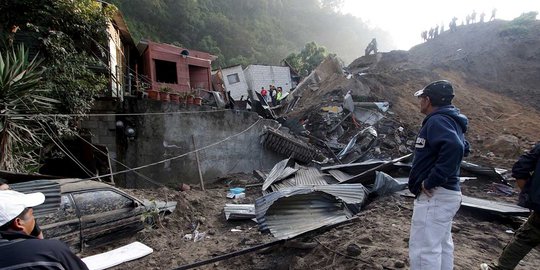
75,133,165,188
19,100,96,177
0,109,230,118
85,118,263,180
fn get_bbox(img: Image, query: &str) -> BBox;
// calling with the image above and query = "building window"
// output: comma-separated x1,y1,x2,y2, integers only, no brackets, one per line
227,73,240,85
154,59,178,84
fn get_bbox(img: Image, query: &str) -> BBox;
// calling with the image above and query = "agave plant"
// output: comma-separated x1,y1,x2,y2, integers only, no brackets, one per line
0,44,59,172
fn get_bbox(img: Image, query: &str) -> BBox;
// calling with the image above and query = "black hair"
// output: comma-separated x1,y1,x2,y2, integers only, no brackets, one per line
0,208,30,231
429,95,453,106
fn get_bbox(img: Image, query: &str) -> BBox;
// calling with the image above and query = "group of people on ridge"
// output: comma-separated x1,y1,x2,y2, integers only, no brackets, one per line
260,85,284,106
422,8,497,41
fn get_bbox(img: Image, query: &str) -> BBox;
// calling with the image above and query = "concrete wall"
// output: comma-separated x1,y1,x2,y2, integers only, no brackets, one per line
244,65,293,93
222,65,249,100
114,98,282,188
80,100,119,172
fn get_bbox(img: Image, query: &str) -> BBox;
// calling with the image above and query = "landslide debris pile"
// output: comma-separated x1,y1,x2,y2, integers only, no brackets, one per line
271,18,540,167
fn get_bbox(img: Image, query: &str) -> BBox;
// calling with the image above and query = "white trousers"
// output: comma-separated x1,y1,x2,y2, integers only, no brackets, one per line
409,187,462,270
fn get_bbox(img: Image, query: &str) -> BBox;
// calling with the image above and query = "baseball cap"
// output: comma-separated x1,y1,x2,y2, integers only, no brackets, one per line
414,80,454,98
414,80,454,105
0,190,45,226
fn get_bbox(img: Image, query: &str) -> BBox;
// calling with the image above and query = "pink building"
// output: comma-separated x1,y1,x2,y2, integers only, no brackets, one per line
138,40,215,94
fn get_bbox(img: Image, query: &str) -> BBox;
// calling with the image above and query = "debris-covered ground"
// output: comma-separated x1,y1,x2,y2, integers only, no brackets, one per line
83,173,540,270
83,20,540,269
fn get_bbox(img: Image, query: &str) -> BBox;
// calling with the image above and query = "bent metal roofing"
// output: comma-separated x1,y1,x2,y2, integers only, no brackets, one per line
255,184,368,239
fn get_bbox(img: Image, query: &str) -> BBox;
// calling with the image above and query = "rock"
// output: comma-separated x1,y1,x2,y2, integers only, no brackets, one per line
394,260,406,268
381,139,397,149
358,236,373,244
197,216,206,224
398,145,409,153
208,229,216,235
289,256,308,269
485,135,521,157
394,133,402,144
452,225,461,233
346,243,362,256
179,183,191,191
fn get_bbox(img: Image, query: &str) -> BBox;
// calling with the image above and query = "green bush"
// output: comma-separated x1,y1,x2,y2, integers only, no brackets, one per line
499,11,538,37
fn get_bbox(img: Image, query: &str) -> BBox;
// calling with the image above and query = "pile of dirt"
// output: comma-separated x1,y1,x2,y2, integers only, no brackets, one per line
288,18,540,165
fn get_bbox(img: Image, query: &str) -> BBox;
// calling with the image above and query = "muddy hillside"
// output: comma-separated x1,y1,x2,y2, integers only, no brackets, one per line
287,18,540,167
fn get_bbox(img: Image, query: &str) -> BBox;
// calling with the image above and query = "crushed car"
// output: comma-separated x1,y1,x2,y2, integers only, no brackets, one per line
10,179,176,252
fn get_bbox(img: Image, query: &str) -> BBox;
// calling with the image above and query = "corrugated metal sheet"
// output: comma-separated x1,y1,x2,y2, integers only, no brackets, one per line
270,178,299,192
265,192,353,239
461,196,529,214
224,204,256,220
294,167,328,186
10,180,61,216
256,188,312,230
460,161,507,181
397,189,529,215
321,159,411,175
327,170,353,183
270,167,328,192
353,108,384,125
312,184,369,204
262,158,298,191
255,184,368,235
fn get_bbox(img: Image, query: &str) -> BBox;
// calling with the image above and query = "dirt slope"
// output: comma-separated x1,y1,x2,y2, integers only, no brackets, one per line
344,19,540,164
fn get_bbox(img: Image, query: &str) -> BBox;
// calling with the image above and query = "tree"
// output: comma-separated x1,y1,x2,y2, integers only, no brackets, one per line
0,45,58,171
285,41,332,76
0,0,113,171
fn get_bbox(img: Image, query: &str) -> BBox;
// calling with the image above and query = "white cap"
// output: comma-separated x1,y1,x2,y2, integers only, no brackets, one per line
0,190,45,227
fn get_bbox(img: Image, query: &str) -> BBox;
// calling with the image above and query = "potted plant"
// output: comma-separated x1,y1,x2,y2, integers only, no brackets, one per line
159,86,172,102
193,95,203,106
186,91,194,105
178,92,186,105
146,88,159,100
169,92,180,103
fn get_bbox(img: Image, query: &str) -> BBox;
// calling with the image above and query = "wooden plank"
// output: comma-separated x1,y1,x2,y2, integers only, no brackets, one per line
82,241,153,270
192,135,205,191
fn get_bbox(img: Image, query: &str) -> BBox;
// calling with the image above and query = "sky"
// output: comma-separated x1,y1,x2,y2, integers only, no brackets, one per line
342,0,539,50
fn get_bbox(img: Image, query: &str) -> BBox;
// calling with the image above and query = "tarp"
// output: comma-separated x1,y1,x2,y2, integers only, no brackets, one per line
370,171,407,196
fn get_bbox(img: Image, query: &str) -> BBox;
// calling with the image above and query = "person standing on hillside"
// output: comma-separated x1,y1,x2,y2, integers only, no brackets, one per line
481,143,540,270
408,80,470,270
0,190,89,269
260,87,269,105
269,85,277,106
490,8,497,21
276,87,283,105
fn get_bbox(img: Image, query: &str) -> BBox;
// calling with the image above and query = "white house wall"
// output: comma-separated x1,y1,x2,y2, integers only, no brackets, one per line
108,22,122,100
244,65,292,94
221,65,249,100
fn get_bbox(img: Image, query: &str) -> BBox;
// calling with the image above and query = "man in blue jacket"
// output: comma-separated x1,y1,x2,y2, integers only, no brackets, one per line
408,80,470,270
481,143,540,270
